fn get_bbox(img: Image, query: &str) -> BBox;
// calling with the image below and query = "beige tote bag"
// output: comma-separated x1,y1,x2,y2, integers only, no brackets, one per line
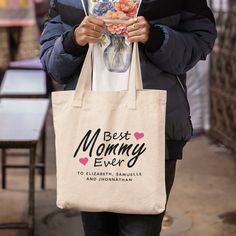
52,43,167,214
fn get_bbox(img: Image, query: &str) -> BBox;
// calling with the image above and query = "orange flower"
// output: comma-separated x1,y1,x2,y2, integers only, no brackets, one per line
104,10,128,36
104,10,127,20
115,0,137,17
107,23,127,36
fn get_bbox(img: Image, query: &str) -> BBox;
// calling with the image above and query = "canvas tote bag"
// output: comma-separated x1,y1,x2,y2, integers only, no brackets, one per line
52,43,167,214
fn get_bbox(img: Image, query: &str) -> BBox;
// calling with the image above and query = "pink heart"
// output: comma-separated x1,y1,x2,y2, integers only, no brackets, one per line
79,157,89,166
134,132,144,140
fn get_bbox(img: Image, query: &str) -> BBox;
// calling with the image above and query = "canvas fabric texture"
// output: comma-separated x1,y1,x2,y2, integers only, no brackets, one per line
52,43,167,214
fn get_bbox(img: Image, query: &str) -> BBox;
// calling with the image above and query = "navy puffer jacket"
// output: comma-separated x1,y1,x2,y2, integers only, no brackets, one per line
40,0,217,159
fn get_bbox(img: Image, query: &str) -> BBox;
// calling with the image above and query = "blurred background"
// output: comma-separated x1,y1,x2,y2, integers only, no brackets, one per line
0,0,235,235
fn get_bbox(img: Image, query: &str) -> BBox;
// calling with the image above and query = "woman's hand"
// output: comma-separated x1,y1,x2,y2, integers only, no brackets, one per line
74,16,105,46
126,16,150,44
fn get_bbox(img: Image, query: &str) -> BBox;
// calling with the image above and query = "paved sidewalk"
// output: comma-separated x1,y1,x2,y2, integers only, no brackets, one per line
0,111,235,236
163,137,236,236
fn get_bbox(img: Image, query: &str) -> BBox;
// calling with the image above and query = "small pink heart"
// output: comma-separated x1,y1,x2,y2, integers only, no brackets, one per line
79,157,89,166
134,132,144,140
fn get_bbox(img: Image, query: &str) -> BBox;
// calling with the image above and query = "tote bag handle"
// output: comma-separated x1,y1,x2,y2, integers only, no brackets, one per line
72,42,143,109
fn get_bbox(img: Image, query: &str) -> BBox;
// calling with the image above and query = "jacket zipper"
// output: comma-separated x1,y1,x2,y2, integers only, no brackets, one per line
175,75,194,137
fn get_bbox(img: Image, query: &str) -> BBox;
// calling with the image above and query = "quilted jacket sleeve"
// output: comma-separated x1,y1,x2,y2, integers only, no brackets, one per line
144,0,217,75
40,0,87,84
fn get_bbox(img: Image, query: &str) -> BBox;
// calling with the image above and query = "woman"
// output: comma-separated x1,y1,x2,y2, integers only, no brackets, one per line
40,0,217,235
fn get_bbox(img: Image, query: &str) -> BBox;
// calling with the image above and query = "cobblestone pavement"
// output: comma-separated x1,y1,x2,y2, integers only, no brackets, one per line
0,110,235,236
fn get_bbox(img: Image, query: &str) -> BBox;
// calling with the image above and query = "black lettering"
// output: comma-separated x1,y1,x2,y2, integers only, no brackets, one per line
73,129,101,158
123,131,132,140
94,157,103,167
118,143,133,156
96,144,105,156
104,143,119,156
104,132,112,141
127,143,146,168
104,158,125,167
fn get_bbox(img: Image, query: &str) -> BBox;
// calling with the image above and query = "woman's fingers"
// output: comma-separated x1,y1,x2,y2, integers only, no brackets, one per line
88,16,105,27
126,17,139,32
74,15,150,45
74,16,105,46
128,28,149,43
74,29,102,45
84,16,105,33
127,16,150,43
128,27,148,38
81,27,103,38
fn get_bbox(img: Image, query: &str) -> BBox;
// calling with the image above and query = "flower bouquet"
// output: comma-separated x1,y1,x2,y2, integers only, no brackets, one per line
91,0,140,72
